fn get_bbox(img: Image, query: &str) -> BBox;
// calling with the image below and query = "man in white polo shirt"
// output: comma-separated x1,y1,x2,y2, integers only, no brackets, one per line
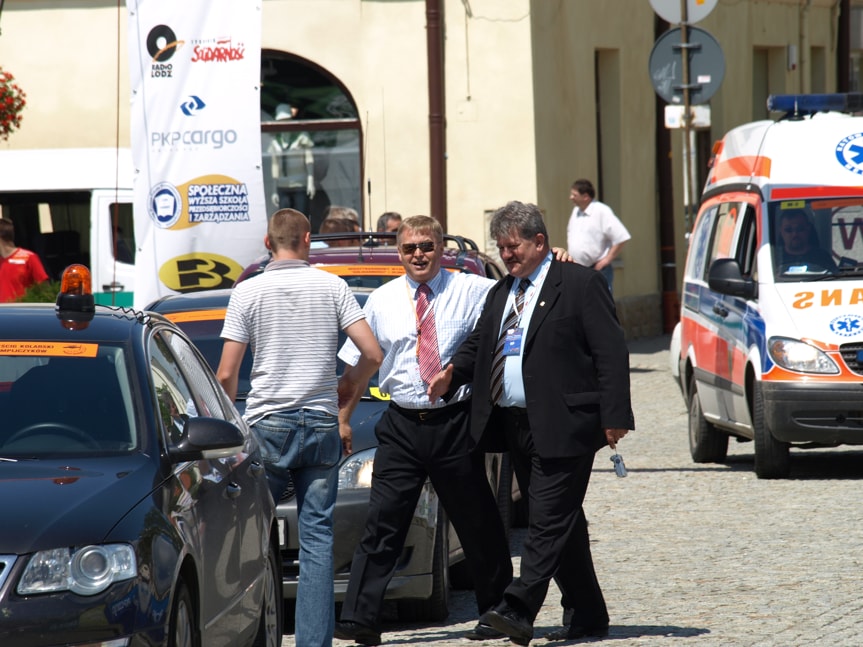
566,178,630,293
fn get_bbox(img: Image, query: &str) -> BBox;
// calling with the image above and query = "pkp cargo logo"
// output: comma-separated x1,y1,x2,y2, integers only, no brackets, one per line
835,132,863,175
148,183,183,229
829,313,863,337
180,95,206,116
146,24,184,79
150,127,238,152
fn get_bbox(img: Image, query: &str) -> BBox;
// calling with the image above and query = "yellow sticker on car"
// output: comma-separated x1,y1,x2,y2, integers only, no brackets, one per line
163,309,227,323
779,200,806,210
314,264,459,277
369,387,391,400
0,342,99,357
315,264,406,277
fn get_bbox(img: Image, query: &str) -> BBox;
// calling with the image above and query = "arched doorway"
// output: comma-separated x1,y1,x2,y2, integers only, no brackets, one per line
260,51,363,232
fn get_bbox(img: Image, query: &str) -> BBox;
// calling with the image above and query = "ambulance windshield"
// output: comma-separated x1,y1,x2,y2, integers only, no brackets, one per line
770,198,863,281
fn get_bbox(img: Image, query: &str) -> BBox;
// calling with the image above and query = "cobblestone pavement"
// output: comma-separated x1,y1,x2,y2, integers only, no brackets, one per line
283,335,863,646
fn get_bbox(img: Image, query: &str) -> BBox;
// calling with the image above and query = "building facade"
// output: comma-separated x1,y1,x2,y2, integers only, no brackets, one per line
0,0,853,337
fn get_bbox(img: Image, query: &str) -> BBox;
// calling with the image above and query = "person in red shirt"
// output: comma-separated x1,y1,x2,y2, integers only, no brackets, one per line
0,218,49,302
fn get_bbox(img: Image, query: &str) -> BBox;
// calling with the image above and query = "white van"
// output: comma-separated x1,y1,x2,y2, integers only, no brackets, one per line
0,148,135,306
671,93,863,479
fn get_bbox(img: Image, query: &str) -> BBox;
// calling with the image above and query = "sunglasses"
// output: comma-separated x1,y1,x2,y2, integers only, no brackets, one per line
399,241,436,255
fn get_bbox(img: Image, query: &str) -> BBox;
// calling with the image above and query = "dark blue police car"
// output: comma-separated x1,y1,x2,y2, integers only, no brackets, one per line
0,265,282,647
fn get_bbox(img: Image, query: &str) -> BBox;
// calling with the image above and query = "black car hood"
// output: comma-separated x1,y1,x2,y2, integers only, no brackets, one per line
0,454,158,554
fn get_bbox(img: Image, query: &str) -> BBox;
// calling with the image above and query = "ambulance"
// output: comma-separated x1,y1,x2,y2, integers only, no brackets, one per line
671,93,863,478
0,148,135,306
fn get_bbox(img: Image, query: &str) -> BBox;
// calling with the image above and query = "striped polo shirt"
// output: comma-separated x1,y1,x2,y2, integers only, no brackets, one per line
221,258,365,424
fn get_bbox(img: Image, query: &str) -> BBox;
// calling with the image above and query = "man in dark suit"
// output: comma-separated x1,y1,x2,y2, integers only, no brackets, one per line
429,200,634,644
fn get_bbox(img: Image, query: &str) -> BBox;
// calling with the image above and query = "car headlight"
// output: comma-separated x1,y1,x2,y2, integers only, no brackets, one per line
768,337,839,374
18,544,137,596
339,447,376,489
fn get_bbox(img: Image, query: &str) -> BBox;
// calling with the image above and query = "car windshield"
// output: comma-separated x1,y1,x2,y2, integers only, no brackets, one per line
168,318,254,397
770,198,863,280
0,345,138,457
168,296,382,400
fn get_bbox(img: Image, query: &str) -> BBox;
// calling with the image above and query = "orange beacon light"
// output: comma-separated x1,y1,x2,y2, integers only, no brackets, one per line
56,264,95,329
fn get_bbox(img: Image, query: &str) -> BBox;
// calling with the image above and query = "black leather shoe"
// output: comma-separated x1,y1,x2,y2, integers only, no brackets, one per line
465,622,506,640
480,606,533,646
334,620,382,646
544,625,609,641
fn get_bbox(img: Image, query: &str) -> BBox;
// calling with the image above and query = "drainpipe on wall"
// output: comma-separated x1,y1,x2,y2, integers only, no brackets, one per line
837,0,850,92
426,0,448,230
800,0,812,94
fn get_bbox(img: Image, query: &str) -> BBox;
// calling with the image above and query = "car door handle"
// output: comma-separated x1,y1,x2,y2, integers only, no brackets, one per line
102,281,125,292
226,482,242,499
713,303,729,318
250,460,265,477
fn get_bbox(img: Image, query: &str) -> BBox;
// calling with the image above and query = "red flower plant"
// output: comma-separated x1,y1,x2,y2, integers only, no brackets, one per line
0,67,26,141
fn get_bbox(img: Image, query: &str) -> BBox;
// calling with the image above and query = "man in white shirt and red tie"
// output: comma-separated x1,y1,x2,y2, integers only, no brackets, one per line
334,215,513,645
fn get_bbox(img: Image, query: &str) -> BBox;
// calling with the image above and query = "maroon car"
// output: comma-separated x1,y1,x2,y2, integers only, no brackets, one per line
235,231,506,287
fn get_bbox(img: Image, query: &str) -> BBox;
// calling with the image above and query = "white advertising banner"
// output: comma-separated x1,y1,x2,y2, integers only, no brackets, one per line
128,0,265,308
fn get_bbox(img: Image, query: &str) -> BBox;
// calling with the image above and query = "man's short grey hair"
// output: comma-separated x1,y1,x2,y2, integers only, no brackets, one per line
489,201,549,244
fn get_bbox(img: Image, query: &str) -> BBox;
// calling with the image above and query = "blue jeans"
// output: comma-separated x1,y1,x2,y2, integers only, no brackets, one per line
252,408,341,647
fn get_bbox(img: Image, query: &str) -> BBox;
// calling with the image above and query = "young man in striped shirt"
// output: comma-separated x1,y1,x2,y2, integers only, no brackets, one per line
218,208,382,647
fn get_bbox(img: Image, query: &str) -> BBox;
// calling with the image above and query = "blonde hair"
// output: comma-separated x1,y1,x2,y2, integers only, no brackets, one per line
398,215,444,246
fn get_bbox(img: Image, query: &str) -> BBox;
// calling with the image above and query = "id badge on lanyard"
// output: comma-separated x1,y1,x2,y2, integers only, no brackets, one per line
502,327,524,356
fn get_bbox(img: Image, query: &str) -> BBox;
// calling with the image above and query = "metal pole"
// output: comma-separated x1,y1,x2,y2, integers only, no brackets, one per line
426,0,448,230
656,15,679,334
680,0,695,233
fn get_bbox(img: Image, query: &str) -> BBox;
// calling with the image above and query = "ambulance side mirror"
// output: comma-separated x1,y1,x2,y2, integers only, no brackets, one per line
708,258,756,300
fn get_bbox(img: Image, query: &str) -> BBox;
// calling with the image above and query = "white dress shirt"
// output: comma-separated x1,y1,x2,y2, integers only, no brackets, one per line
496,252,552,408
566,199,631,267
339,269,495,408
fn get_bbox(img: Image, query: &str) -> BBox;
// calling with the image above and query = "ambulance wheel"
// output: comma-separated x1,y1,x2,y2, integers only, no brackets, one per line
688,378,728,463
752,384,790,479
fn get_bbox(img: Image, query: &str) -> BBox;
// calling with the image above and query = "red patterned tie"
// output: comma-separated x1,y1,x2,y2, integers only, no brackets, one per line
416,283,442,383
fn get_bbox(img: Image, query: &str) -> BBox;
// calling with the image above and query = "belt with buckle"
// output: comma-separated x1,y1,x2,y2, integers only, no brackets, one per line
389,400,469,423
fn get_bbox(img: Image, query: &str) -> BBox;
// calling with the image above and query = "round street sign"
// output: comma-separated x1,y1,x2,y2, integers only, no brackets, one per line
650,0,718,24
648,26,725,105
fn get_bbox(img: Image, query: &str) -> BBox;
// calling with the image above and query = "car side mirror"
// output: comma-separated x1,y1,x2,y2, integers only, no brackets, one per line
170,417,245,462
708,258,757,300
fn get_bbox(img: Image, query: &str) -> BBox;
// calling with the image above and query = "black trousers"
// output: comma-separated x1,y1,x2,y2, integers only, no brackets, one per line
496,407,608,627
340,401,512,629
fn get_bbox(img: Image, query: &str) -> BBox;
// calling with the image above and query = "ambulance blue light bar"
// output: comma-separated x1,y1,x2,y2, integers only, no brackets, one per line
767,93,863,115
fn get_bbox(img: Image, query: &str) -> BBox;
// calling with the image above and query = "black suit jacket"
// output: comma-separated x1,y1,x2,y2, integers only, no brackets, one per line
450,259,634,458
